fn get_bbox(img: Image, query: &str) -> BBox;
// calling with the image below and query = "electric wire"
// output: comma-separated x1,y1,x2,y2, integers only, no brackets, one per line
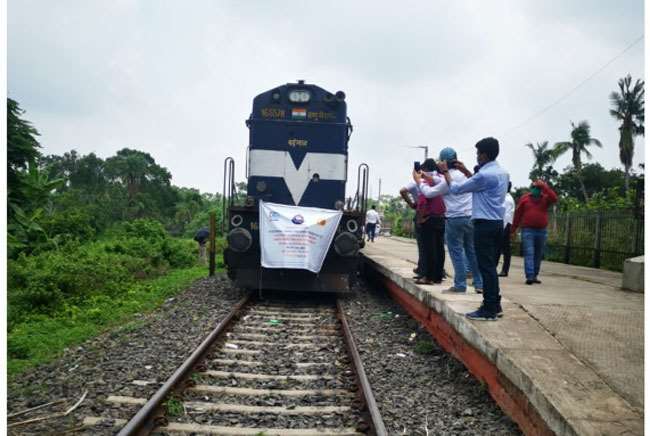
502,34,644,138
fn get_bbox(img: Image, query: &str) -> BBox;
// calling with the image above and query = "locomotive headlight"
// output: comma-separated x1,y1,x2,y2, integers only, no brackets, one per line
231,214,243,227
228,228,253,253
334,232,360,257
345,219,359,233
288,90,311,103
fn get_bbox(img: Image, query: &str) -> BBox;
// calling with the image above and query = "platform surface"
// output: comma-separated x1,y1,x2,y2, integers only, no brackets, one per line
362,236,643,436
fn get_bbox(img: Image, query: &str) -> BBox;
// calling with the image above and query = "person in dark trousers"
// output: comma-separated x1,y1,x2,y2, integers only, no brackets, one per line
400,182,424,278
194,227,210,263
498,182,515,277
511,180,558,284
365,205,380,242
438,137,509,321
412,158,447,284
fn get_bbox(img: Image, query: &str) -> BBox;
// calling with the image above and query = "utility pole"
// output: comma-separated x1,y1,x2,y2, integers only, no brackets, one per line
406,145,429,160
377,178,382,203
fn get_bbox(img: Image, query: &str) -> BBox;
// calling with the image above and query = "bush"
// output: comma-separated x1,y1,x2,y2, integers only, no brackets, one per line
40,209,96,243
7,220,198,329
161,238,196,268
109,219,167,242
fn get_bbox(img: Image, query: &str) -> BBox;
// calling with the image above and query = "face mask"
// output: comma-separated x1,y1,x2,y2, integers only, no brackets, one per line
531,187,541,197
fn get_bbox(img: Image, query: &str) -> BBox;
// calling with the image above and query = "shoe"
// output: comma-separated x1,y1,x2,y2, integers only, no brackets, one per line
433,280,443,284
525,279,534,285
412,275,423,280
498,272,508,277
443,286,466,294
533,278,542,284
415,278,434,285
496,305,504,318
474,288,483,294
466,306,498,321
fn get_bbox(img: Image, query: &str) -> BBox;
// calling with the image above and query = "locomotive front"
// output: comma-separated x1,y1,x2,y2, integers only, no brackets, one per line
224,81,364,293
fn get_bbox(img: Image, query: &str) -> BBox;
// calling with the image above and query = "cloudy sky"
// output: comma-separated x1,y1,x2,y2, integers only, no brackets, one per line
8,0,645,199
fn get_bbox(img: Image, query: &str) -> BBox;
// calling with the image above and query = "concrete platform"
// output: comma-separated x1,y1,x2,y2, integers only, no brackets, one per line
362,237,643,436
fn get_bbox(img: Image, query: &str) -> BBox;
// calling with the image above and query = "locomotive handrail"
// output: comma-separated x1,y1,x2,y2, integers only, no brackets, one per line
354,163,369,217
222,157,235,234
346,116,354,144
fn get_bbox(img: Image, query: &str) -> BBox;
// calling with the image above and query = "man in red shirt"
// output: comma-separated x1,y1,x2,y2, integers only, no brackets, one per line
511,180,558,285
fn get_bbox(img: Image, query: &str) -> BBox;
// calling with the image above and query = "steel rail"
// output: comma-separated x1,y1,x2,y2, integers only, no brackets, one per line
337,299,387,436
117,294,251,436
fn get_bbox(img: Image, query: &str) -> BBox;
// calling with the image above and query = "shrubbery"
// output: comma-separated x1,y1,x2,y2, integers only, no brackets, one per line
7,218,198,331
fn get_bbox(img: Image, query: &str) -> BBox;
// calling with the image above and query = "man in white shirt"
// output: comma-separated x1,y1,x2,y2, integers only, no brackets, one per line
498,182,515,277
437,148,483,294
365,205,380,242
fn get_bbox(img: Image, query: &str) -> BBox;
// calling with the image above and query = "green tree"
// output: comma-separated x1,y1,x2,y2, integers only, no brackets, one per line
42,151,107,193
609,74,644,192
553,121,602,202
7,98,41,214
104,148,173,218
525,141,558,183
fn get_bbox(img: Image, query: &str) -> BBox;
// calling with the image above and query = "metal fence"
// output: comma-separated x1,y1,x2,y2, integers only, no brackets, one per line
512,210,644,272
393,210,643,272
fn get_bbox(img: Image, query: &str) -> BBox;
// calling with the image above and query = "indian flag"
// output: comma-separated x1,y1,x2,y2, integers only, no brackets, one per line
291,108,307,119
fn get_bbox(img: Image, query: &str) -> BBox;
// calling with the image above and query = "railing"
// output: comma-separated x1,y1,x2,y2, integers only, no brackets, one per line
222,157,235,234
512,210,644,271
393,209,643,272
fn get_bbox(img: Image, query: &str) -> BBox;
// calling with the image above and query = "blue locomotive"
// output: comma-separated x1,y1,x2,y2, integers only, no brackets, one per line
223,80,368,293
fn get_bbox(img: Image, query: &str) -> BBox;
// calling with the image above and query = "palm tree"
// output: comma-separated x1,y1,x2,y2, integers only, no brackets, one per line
525,141,557,182
609,74,644,191
554,121,602,202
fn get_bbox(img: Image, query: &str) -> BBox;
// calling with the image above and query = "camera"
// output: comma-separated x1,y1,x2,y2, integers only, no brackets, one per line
414,161,421,172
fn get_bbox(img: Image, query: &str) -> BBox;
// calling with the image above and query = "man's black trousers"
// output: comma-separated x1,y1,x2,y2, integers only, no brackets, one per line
414,217,424,275
420,216,445,282
498,223,512,274
473,219,503,312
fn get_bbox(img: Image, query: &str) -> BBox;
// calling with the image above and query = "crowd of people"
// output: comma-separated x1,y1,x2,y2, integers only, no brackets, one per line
396,137,557,321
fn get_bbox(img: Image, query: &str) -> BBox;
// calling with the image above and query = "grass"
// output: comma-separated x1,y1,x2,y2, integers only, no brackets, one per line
7,265,209,378
164,396,185,417
414,340,436,355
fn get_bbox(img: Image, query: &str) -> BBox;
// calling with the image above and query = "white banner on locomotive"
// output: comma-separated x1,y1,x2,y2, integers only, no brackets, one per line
259,201,342,273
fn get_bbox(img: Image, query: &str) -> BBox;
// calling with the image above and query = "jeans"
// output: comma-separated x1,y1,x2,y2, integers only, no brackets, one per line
497,223,512,274
420,216,445,281
366,223,377,242
521,228,547,279
446,216,483,290
473,219,503,312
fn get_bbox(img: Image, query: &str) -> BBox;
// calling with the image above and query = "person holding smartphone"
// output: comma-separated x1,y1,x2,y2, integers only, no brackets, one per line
438,138,509,321
437,147,483,294
400,169,425,278
412,158,448,284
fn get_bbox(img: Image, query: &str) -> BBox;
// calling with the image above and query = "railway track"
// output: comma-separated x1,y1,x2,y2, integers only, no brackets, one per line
81,295,387,435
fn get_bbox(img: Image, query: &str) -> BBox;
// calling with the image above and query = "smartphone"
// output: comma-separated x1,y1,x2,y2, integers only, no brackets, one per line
414,161,421,171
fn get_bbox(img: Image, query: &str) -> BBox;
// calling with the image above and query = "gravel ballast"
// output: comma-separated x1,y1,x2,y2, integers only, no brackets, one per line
341,280,522,435
9,273,522,435
7,274,245,435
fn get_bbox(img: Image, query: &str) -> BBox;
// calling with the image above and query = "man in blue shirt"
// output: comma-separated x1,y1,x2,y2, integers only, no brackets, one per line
438,137,509,321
